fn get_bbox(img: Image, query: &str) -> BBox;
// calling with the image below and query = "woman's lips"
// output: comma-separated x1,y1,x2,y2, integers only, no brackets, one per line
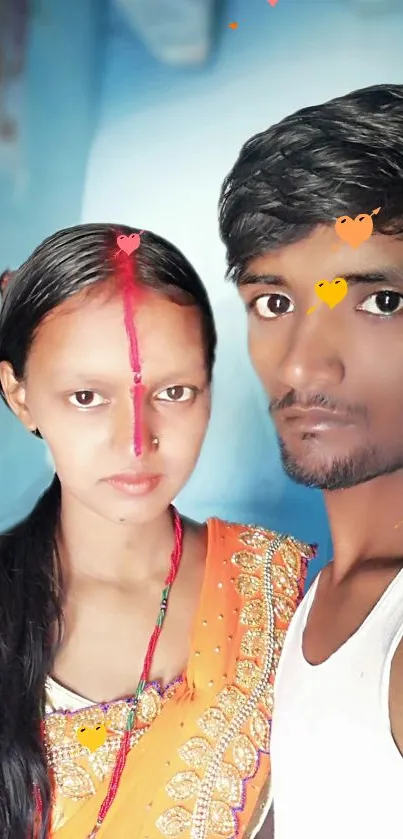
104,473,162,496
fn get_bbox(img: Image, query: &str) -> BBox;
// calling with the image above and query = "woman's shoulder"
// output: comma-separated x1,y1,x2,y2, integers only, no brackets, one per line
206,517,316,599
203,519,316,657
207,516,315,558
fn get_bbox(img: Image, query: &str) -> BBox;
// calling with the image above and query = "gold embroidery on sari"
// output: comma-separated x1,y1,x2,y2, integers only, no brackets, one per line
235,573,262,597
187,531,283,839
230,734,259,776
231,550,263,571
274,596,296,624
157,528,299,839
235,659,261,691
215,763,243,807
156,806,193,837
198,708,227,740
261,682,274,715
216,686,245,720
238,530,275,549
272,562,299,600
239,599,264,626
282,539,305,576
44,684,175,806
178,737,213,769
206,799,236,836
166,771,201,801
240,628,265,659
250,709,270,752
44,523,311,837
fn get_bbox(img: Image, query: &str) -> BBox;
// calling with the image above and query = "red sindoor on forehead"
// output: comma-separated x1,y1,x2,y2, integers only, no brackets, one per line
115,243,145,457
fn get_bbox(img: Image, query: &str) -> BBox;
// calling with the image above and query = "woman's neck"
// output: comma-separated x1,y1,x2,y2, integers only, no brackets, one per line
57,490,176,585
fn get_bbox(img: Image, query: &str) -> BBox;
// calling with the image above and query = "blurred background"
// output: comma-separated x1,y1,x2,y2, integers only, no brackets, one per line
0,0,402,586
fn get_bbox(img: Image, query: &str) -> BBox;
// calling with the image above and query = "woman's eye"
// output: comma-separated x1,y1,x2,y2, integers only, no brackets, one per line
358,290,403,316
251,294,294,319
68,390,106,408
156,386,197,403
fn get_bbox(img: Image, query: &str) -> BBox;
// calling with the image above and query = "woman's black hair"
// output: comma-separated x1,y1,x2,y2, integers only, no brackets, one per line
0,223,216,838
218,83,403,283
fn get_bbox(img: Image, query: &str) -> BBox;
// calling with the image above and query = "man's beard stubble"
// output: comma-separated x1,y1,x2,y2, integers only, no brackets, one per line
278,437,403,491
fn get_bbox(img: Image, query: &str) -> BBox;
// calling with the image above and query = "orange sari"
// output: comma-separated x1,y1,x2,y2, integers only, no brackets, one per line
45,518,314,838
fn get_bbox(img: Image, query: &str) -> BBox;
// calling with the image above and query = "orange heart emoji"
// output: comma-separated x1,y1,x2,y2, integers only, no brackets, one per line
77,723,108,753
334,207,381,249
228,21,238,29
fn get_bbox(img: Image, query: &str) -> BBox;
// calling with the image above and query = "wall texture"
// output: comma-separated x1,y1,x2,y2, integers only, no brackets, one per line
2,0,403,585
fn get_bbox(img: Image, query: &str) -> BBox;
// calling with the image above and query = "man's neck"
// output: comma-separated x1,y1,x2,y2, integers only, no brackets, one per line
324,470,403,582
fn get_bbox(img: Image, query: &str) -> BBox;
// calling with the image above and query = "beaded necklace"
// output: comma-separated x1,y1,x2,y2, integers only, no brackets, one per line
34,506,184,838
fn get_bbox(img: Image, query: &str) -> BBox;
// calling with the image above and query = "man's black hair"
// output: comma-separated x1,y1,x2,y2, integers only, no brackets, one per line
219,84,403,284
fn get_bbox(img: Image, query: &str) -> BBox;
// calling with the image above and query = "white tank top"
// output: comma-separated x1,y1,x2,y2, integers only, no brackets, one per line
270,567,403,839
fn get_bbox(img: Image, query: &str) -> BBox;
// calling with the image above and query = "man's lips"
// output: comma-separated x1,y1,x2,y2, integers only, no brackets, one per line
280,408,354,431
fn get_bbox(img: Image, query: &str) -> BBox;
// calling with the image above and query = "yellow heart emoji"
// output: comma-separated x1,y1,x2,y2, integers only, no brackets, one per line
314,277,348,309
77,723,108,753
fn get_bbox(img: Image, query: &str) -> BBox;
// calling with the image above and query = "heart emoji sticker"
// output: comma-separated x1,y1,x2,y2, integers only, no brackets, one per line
335,207,380,249
116,232,143,255
77,723,108,753
314,277,348,309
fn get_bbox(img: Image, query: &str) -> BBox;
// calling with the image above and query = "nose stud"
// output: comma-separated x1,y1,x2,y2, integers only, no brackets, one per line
152,436,159,449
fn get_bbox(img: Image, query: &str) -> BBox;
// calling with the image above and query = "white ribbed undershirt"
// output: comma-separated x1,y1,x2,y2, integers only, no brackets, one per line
271,568,403,839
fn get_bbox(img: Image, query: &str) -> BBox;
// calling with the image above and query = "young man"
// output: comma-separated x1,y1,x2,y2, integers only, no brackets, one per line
219,83,403,838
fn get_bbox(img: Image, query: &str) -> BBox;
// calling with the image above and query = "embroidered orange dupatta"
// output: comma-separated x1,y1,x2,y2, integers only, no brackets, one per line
45,519,314,838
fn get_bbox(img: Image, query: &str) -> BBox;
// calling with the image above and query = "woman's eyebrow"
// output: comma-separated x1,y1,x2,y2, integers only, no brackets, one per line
53,373,116,387
54,367,207,387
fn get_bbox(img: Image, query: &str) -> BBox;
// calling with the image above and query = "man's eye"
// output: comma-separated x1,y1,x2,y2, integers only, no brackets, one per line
155,386,197,403
250,294,295,319
358,290,403,316
68,391,106,408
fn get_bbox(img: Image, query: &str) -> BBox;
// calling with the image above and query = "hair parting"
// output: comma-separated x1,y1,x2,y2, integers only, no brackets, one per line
115,242,145,456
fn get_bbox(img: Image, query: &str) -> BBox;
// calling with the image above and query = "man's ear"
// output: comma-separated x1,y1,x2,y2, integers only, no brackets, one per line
0,361,37,433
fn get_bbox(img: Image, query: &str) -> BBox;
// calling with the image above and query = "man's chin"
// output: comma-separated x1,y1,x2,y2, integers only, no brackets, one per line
278,439,395,491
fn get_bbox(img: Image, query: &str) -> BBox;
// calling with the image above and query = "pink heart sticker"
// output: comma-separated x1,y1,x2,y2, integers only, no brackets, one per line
117,233,142,255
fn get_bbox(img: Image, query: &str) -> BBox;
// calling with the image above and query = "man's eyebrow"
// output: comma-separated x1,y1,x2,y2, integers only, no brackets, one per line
341,269,403,286
238,273,286,288
238,269,403,288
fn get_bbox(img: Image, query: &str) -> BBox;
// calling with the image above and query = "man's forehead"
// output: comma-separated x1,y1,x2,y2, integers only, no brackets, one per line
240,229,403,288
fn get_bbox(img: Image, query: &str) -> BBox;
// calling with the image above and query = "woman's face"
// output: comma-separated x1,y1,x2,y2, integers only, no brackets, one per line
0,287,212,524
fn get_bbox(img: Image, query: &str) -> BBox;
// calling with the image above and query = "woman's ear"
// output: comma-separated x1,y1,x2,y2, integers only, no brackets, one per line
0,361,37,432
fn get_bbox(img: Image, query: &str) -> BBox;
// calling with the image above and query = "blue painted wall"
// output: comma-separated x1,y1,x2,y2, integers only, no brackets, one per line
2,0,402,584
0,0,107,529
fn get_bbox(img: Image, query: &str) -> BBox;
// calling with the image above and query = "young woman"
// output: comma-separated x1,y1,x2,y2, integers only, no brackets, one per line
0,223,315,839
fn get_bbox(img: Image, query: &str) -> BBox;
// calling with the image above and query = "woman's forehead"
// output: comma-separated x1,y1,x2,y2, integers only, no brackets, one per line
28,291,206,381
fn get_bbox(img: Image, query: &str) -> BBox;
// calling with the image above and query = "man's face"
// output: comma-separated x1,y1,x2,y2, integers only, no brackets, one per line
238,226,403,490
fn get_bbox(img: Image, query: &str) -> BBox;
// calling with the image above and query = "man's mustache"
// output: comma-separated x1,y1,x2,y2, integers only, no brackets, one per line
269,390,369,421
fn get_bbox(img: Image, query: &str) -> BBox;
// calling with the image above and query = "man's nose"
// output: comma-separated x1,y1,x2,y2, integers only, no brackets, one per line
277,313,345,393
